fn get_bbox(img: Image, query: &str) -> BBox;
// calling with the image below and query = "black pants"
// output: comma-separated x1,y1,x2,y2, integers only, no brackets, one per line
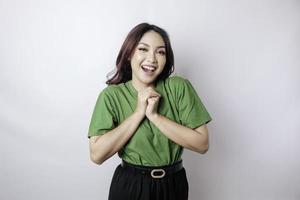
108,161,189,200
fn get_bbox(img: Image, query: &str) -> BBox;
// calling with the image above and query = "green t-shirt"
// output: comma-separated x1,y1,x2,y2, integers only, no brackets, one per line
88,75,212,166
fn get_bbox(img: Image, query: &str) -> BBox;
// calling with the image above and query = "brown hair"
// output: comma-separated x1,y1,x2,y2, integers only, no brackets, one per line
106,23,174,85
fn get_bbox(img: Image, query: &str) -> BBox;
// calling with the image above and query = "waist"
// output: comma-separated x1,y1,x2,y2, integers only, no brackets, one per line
121,160,183,179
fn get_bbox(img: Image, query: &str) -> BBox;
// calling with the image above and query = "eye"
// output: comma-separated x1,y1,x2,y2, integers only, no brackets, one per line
138,47,147,52
158,50,166,55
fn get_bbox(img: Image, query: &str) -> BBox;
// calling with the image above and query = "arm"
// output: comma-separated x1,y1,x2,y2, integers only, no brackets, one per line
149,114,209,154
89,87,161,165
146,96,209,154
89,111,144,165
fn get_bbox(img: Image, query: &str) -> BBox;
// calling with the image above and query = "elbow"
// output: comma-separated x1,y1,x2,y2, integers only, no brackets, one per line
90,155,104,165
193,127,210,154
90,152,105,165
196,143,209,154
200,145,209,154
90,155,102,165
89,139,107,165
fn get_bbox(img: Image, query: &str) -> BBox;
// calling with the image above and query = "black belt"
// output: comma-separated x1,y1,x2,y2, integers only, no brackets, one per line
121,160,183,179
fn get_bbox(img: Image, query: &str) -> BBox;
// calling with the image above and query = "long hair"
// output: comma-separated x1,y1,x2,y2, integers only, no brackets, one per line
106,23,174,85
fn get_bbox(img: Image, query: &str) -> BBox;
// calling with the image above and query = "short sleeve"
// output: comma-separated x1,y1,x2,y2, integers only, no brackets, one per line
178,79,212,129
88,90,117,138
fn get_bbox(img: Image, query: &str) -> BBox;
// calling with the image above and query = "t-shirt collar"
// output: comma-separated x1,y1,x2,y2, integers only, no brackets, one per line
126,79,163,96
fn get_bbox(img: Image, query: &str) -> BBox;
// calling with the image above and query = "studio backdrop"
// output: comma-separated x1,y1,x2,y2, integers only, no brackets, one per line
0,0,299,199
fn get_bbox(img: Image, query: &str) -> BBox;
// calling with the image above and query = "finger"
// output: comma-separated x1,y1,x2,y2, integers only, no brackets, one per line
148,96,159,100
147,94,160,99
148,96,160,101
147,97,160,104
150,91,161,97
147,98,155,104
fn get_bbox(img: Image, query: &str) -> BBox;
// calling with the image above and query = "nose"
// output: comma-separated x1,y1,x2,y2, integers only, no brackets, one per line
147,51,157,63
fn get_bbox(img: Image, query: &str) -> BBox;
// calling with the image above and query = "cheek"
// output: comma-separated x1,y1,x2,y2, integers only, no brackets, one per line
131,55,143,67
135,53,145,62
159,57,167,67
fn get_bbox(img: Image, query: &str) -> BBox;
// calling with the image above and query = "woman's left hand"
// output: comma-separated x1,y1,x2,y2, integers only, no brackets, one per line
145,96,160,121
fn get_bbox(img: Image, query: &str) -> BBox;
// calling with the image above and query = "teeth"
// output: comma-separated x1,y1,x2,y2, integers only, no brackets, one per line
142,65,155,71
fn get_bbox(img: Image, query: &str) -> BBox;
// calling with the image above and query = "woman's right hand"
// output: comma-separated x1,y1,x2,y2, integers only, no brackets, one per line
134,87,161,118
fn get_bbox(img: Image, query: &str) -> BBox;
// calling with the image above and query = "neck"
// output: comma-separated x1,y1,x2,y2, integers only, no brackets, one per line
132,79,156,92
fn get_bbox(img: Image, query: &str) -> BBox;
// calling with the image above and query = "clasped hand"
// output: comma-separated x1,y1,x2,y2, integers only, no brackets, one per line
135,87,161,121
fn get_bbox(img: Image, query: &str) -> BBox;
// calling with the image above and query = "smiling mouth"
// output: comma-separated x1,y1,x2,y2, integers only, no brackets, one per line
141,65,156,73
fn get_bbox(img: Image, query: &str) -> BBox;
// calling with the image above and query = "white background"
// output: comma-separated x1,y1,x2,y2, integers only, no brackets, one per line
1,0,299,199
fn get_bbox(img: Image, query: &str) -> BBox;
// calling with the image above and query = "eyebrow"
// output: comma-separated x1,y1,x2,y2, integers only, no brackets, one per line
138,42,166,49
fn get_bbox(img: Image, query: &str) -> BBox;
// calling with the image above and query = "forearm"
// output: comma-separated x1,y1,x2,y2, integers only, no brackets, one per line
149,114,209,153
90,112,144,164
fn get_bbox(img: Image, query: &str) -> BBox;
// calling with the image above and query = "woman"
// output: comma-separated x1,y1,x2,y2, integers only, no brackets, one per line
88,23,212,200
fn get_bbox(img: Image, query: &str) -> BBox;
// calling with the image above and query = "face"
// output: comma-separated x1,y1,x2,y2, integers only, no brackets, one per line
130,31,166,87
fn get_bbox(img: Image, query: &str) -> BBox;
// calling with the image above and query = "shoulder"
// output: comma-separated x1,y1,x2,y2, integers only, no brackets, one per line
100,83,124,96
96,84,125,102
164,75,191,90
166,75,187,84
163,75,200,99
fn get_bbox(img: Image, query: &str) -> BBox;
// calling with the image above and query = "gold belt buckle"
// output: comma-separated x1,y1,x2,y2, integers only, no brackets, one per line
151,169,166,178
